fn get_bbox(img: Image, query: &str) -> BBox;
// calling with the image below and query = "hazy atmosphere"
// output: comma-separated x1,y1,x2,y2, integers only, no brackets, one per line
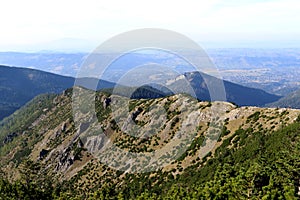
1,0,300,51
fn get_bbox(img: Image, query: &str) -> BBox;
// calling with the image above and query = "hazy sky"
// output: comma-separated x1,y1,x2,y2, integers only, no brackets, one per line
0,0,300,51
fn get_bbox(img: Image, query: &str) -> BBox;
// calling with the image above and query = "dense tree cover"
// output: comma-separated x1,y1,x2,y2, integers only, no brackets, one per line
1,119,300,199
0,65,75,120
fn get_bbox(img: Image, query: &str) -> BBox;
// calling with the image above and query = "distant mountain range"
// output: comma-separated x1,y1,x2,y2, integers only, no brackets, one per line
0,65,115,121
0,65,282,121
1,49,300,96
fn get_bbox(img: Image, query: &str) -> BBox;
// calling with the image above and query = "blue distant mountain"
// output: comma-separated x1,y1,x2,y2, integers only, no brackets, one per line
0,65,115,121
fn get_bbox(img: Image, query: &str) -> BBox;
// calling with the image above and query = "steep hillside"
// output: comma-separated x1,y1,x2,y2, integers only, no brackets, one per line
267,89,300,109
0,65,115,121
0,65,74,120
0,87,299,199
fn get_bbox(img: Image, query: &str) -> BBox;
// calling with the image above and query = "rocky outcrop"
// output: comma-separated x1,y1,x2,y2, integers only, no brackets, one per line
55,146,75,172
132,107,143,121
54,138,84,172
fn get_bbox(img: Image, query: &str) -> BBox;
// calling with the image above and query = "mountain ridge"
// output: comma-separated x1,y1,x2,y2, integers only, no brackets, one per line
0,87,299,199
168,71,281,106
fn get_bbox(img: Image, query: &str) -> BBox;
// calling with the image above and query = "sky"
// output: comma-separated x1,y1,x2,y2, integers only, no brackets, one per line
0,0,300,52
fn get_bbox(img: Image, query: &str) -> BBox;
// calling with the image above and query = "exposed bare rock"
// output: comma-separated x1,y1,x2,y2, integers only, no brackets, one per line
132,107,143,121
61,122,67,132
54,138,84,172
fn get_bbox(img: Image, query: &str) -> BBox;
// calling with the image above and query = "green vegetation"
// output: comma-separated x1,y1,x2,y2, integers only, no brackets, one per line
0,89,299,199
246,111,261,123
0,94,56,158
0,119,299,199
